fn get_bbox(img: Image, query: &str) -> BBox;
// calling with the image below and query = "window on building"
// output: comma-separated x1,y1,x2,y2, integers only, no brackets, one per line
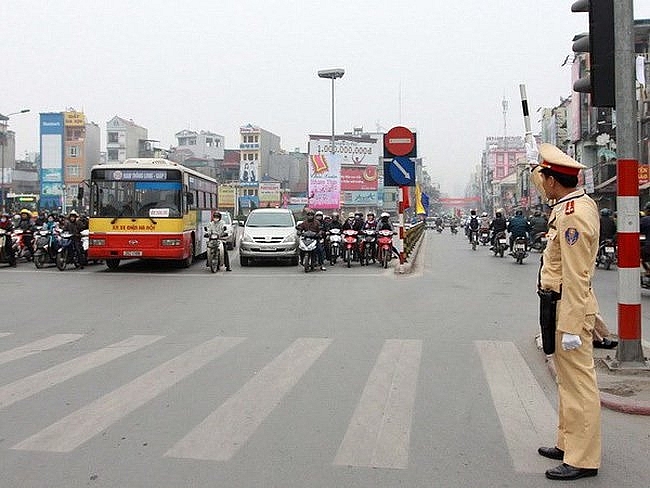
67,165,81,177
188,138,196,145
108,132,119,143
68,146,79,157
107,149,119,160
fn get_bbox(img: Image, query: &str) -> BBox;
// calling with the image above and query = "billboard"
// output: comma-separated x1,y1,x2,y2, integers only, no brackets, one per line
239,159,259,186
308,137,382,166
218,185,236,208
308,153,341,210
340,166,378,191
64,111,86,127
259,181,281,203
40,113,64,209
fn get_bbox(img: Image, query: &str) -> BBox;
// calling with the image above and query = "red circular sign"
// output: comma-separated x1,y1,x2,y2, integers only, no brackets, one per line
384,126,415,156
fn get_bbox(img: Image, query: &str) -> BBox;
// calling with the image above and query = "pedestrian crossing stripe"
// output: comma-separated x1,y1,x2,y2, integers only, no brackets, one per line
1,333,558,473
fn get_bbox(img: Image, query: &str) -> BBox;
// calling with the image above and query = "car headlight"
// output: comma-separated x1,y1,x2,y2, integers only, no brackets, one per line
242,232,253,243
283,233,297,244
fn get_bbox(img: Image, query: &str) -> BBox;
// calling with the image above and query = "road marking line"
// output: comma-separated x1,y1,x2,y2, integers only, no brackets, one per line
475,341,556,473
0,335,164,410
11,336,245,453
0,334,84,366
0,333,12,338
165,337,332,461
334,339,422,469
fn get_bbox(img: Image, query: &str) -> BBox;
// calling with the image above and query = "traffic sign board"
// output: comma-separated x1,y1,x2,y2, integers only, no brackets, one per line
384,126,416,158
383,157,415,187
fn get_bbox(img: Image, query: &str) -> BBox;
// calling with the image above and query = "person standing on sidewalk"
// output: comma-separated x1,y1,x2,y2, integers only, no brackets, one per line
534,143,601,481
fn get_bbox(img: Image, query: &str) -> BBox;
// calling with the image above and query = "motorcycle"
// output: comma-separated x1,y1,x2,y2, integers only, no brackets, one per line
204,228,225,273
342,229,360,268
529,231,548,252
56,232,85,271
0,228,17,267
377,229,394,269
469,229,479,251
450,225,458,234
436,224,443,233
298,230,319,273
33,227,60,268
596,239,617,270
511,236,529,264
492,231,508,257
326,228,342,265
479,229,491,246
361,229,377,265
12,228,34,261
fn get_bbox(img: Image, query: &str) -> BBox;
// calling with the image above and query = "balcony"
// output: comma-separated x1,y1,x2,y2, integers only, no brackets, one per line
240,142,259,150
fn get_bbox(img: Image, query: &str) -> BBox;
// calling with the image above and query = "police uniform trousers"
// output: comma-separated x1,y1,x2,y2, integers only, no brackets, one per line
553,313,601,469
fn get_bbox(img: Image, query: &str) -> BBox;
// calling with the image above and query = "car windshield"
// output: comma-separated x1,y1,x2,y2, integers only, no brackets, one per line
220,213,231,224
245,212,294,227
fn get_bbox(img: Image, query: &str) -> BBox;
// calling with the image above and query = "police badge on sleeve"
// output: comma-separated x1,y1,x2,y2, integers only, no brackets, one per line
565,227,579,245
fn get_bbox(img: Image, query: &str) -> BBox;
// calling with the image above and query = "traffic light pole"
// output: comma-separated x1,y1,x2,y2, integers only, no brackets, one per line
613,0,648,367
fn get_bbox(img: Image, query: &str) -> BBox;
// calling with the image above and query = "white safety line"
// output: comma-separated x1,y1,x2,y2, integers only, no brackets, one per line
12,336,245,453
0,335,164,410
0,334,84,366
165,337,332,461
334,339,422,469
475,340,556,473
0,333,12,339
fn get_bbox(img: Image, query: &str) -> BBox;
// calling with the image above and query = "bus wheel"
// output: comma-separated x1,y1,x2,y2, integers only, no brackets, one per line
106,259,120,270
182,238,194,268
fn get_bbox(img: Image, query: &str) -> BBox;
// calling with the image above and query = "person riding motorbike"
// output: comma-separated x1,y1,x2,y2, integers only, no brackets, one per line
507,209,531,252
599,208,616,243
206,211,231,271
466,209,480,242
342,211,363,232
489,210,508,248
62,210,86,268
0,212,17,267
297,209,326,271
364,212,378,230
377,212,400,258
14,208,36,257
529,209,548,235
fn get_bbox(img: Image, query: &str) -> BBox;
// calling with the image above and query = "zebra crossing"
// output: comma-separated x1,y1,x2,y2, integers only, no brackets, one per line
0,331,556,472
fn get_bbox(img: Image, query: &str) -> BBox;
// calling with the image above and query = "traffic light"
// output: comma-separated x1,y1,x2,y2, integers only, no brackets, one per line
571,0,615,107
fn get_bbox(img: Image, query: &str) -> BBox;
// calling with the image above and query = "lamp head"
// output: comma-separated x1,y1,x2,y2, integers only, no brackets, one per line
318,68,345,79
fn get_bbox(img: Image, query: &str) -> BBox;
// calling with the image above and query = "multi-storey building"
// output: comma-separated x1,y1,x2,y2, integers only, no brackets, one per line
238,124,281,211
106,116,148,163
169,129,225,180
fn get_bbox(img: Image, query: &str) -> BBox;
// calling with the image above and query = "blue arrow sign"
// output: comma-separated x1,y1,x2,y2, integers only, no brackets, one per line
388,157,415,186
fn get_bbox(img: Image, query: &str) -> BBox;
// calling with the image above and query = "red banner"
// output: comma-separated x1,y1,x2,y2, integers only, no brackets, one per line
340,166,378,191
439,197,480,206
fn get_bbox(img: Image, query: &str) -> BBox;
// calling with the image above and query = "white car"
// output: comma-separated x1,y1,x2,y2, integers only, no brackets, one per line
239,208,299,266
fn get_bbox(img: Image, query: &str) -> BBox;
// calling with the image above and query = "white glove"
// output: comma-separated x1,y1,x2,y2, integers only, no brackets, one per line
561,333,582,351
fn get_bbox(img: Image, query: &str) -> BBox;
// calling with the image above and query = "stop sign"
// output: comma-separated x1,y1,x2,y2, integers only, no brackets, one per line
384,126,416,157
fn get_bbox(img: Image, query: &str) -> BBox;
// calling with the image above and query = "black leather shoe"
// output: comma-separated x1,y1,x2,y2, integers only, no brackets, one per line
545,463,598,480
593,338,618,349
538,446,564,460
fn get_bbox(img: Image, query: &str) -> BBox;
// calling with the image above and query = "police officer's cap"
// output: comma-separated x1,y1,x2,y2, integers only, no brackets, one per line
537,143,585,177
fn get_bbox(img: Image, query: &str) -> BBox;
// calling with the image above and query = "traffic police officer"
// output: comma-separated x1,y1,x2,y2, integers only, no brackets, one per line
533,144,601,480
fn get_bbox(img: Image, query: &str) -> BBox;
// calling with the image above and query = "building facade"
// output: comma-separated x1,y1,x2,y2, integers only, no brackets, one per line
106,116,148,163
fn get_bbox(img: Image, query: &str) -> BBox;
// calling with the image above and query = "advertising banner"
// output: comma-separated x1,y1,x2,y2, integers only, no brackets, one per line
308,153,341,210
259,182,281,203
309,137,381,166
340,166,379,191
239,159,259,186
40,113,64,208
341,190,378,206
64,111,86,127
218,185,236,208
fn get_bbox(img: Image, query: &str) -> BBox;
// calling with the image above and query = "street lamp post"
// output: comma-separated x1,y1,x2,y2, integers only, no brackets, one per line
317,69,344,153
0,109,30,211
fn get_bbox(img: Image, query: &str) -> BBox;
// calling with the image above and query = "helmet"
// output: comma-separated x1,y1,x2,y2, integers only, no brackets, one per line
354,211,363,219
367,212,375,219
315,210,323,217
305,208,314,215
347,212,355,218
20,208,30,215
600,208,611,216
534,210,541,217
213,211,222,219
68,210,79,217
332,212,339,218
381,212,390,219
481,212,487,217
515,209,523,216
324,214,331,220
495,211,502,218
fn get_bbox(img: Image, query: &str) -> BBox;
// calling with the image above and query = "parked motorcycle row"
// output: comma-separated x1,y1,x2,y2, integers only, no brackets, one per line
0,226,91,271
298,228,396,272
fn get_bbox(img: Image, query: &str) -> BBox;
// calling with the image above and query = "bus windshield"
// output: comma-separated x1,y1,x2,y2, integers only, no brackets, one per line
93,180,183,218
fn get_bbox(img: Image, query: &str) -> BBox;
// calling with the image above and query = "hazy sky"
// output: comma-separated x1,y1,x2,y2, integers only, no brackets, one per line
2,1,649,195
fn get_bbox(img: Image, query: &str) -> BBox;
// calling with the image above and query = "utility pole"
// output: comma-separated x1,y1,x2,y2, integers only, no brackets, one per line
613,0,648,367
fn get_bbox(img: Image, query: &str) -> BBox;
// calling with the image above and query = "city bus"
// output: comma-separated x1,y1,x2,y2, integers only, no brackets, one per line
6,193,39,215
88,158,217,270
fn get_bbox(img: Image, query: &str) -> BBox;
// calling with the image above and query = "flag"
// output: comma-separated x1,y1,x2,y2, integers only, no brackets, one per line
415,184,426,215
401,186,410,210
421,191,430,215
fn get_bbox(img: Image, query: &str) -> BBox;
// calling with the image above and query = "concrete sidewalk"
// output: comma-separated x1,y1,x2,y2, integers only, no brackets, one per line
539,336,650,416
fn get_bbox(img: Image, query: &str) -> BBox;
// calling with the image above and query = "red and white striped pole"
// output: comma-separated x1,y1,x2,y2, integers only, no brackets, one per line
614,0,646,366
398,186,406,265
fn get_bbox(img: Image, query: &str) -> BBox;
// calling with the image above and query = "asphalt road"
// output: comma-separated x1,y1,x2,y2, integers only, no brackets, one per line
0,232,648,487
